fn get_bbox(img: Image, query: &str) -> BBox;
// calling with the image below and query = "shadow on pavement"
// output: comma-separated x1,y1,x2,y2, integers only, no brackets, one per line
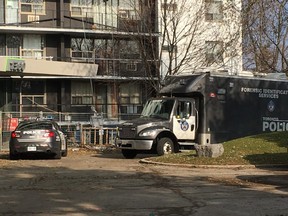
237,174,288,193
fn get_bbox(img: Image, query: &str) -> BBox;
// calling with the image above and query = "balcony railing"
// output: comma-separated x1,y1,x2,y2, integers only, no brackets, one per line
0,7,155,33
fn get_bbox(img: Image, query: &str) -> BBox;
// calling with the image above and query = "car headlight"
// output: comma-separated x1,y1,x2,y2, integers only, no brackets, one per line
139,130,157,137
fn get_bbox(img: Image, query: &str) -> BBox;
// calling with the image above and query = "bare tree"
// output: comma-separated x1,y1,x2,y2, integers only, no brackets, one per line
123,0,243,94
242,0,288,74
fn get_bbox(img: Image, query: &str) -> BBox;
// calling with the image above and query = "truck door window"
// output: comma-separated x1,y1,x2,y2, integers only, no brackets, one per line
177,101,193,119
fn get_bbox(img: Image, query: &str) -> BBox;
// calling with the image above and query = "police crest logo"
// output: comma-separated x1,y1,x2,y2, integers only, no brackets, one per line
267,100,275,112
180,121,189,131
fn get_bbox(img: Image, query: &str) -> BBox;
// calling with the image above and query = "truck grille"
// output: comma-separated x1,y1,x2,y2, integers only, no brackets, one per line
119,127,137,139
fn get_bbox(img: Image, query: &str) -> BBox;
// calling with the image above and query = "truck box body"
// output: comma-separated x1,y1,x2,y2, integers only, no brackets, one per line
160,72,288,144
116,72,288,158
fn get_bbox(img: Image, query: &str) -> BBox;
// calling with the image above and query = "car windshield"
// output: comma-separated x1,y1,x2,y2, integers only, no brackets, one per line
140,99,175,120
17,122,54,130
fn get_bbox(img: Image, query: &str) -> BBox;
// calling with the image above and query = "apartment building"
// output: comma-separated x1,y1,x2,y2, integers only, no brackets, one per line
0,0,157,120
159,0,243,77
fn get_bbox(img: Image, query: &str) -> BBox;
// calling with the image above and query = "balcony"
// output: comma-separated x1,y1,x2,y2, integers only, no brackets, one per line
0,56,98,77
0,55,156,80
0,7,156,35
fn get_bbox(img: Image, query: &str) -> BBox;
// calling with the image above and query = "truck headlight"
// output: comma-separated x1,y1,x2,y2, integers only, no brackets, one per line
139,130,156,137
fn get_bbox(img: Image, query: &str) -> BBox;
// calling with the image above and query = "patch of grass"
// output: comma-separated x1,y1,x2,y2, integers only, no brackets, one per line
150,132,288,165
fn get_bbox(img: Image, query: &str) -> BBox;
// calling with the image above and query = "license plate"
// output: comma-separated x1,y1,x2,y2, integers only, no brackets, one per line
27,146,37,151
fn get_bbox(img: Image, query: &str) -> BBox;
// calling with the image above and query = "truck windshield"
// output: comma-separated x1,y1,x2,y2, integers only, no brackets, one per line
140,99,175,120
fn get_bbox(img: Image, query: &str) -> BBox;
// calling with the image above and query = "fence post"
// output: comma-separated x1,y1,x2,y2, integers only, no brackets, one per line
94,128,97,145
99,127,104,145
81,124,84,147
105,128,108,145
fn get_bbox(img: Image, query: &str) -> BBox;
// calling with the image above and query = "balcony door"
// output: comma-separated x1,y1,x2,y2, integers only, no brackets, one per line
93,0,117,29
6,0,19,24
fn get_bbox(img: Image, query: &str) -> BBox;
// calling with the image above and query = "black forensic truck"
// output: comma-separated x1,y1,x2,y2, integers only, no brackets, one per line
116,72,288,159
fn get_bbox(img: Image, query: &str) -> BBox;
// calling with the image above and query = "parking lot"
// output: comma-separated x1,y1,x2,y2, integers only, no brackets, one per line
0,149,288,216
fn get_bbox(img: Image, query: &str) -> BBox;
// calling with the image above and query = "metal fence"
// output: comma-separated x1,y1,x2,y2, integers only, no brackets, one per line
0,111,123,151
81,127,117,146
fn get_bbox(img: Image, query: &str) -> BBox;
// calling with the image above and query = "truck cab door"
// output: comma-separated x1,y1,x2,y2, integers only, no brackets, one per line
172,99,196,140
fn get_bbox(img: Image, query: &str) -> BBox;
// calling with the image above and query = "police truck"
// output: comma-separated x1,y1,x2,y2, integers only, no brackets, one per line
116,72,288,159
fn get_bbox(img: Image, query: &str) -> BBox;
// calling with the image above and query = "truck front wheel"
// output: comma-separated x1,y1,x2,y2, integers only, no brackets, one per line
157,137,175,156
122,149,137,159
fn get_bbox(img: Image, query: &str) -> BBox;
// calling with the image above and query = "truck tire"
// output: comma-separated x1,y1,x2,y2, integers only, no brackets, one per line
157,137,175,156
122,149,137,159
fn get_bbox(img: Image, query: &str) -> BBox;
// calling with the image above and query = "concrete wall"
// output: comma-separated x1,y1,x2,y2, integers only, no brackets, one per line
0,57,98,77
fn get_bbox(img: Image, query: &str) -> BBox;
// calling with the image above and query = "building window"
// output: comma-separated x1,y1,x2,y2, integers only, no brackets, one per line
71,0,93,17
0,35,5,55
22,95,44,105
161,3,177,12
71,38,94,62
119,83,141,114
7,35,21,56
22,34,44,58
21,0,45,14
205,0,223,21
119,0,140,16
0,4,3,24
126,62,137,71
119,40,140,59
118,9,139,20
162,45,169,51
205,41,223,65
71,81,93,105
20,80,46,106
4,0,19,24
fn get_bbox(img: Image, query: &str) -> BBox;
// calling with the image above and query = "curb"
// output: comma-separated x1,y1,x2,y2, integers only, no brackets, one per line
139,158,288,169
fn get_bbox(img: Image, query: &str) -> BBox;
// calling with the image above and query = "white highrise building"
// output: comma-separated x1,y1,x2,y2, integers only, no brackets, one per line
158,0,243,77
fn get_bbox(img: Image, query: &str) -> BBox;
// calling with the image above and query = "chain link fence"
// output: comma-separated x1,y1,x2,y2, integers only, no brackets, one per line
0,111,124,151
